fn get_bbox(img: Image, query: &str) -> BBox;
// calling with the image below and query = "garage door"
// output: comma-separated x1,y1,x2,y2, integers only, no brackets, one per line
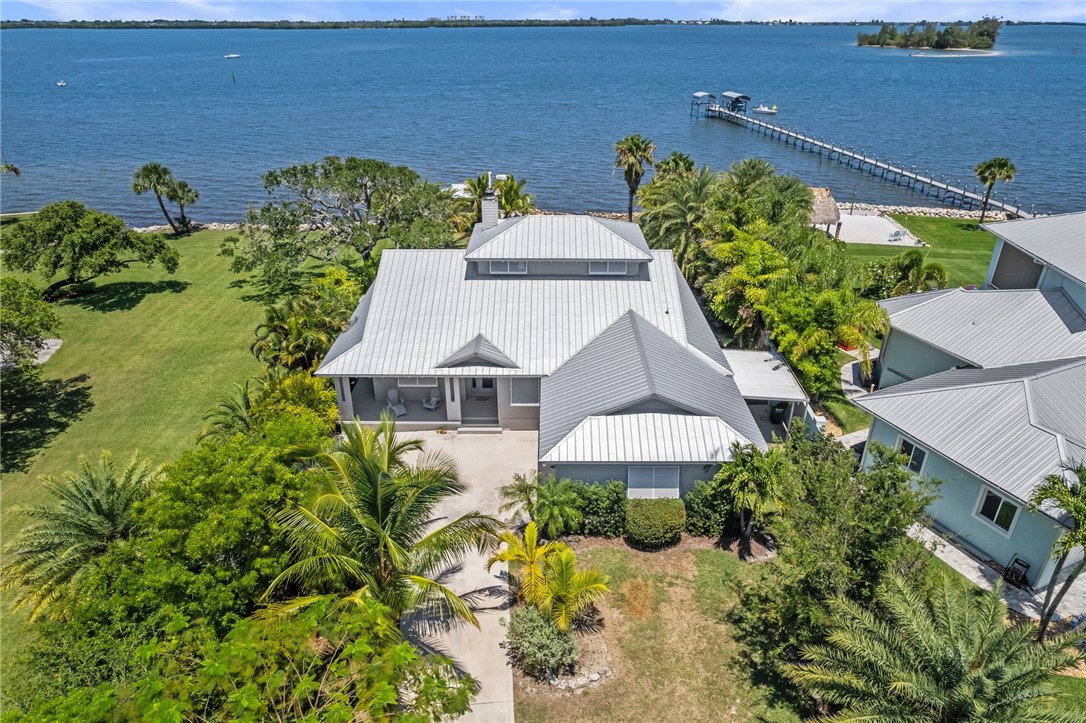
627,466,680,499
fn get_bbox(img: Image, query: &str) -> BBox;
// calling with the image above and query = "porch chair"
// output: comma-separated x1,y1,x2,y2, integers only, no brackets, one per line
422,387,442,411
386,388,408,417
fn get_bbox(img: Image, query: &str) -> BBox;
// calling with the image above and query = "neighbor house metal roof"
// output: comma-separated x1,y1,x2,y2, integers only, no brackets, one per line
882,288,1086,368
721,349,809,402
538,311,764,459
465,215,653,261
982,211,1086,285
540,413,748,464
316,249,711,378
854,357,1086,522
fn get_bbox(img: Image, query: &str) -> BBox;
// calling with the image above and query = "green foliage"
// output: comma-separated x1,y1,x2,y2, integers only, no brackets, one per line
0,276,60,367
504,605,578,680
0,200,180,298
653,151,695,179
1030,463,1086,641
537,547,610,632
704,232,791,346
714,443,782,542
252,370,339,432
975,156,1018,223
625,498,686,550
571,480,627,537
535,477,584,539
683,479,733,538
861,248,948,299
614,134,656,220
499,471,539,524
488,522,570,606
199,378,261,442
858,17,1001,48
494,174,535,217
784,574,1084,721
638,166,722,280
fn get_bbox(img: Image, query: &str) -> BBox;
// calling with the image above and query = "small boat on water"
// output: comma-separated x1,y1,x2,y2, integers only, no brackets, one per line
910,52,925,57
56,80,66,87
224,53,241,59
751,104,777,115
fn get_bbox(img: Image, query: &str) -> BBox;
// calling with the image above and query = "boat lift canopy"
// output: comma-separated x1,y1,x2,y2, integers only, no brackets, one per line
720,91,751,112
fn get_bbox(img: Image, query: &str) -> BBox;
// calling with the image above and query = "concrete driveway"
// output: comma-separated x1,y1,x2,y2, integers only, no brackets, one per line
402,430,539,723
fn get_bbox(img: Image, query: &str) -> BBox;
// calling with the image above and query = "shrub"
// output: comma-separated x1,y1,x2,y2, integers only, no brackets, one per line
253,371,339,432
683,480,732,538
503,606,578,680
625,498,686,550
571,480,627,537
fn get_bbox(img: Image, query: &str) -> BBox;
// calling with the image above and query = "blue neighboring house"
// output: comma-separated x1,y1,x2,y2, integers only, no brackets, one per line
856,212,1086,589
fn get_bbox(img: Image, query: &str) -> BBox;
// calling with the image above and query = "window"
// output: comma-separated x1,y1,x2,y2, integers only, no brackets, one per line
396,377,438,387
897,438,927,474
589,261,629,275
975,489,1019,534
489,260,527,275
627,466,680,499
510,378,541,405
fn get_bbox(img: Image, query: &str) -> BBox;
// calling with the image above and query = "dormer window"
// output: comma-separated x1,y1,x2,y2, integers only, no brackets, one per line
490,260,527,275
589,261,629,275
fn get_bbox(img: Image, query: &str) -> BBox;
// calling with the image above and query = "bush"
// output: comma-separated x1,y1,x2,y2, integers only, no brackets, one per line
625,498,686,550
253,371,339,432
571,480,627,537
503,606,578,680
683,480,732,538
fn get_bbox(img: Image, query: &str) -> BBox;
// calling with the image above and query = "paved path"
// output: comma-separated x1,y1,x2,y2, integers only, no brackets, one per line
837,212,922,246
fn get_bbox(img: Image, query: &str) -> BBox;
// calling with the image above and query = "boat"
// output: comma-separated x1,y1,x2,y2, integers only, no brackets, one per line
224,53,241,59
56,80,66,87
751,104,777,115
910,52,925,57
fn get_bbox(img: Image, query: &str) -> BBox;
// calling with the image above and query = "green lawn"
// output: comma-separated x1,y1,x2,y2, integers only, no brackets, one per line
1048,674,1086,717
841,214,997,288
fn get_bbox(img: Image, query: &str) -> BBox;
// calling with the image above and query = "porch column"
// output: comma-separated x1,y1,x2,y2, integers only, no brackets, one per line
333,377,355,422
445,377,462,423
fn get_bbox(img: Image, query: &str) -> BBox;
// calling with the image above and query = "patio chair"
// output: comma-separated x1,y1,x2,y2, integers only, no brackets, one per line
386,388,408,417
422,387,442,411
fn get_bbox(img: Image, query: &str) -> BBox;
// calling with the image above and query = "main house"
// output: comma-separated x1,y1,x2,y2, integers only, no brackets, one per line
856,211,1086,589
317,200,811,499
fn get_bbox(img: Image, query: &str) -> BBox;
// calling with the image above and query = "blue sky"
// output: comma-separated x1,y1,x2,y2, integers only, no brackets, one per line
3,1,1083,23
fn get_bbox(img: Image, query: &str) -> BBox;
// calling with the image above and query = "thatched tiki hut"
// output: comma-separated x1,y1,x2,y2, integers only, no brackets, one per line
810,187,842,238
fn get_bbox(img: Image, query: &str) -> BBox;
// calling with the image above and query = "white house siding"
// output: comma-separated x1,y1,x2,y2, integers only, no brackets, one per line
865,419,1064,588
877,329,970,388
551,463,720,497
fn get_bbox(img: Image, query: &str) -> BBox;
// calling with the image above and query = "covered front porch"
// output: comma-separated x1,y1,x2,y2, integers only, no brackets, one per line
333,376,501,430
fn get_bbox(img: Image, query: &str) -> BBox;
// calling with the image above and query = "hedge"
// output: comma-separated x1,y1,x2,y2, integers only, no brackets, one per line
683,480,732,538
571,480,627,537
625,498,686,550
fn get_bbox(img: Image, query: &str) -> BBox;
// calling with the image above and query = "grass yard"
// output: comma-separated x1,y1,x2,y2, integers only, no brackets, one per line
514,538,802,723
840,214,997,288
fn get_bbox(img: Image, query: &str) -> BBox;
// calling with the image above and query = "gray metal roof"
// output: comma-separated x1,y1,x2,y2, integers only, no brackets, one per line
721,349,809,402
673,263,729,369
437,334,518,368
465,215,653,261
320,287,373,368
855,357,1086,520
883,288,1086,368
540,413,748,464
538,311,764,459
982,211,1086,285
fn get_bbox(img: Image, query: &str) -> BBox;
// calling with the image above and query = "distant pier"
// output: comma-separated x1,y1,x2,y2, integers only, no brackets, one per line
691,92,1033,219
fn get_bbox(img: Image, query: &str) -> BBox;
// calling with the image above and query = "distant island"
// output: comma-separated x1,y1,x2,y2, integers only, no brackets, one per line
857,17,1002,49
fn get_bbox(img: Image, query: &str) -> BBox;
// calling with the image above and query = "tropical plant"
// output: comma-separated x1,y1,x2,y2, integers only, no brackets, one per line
165,178,199,231
265,415,501,626
198,378,261,442
499,471,540,524
625,498,686,550
638,166,722,279
131,162,180,233
704,233,792,347
250,295,333,371
714,442,782,544
863,248,949,299
653,151,695,179
892,258,949,296
535,477,584,539
252,370,339,432
536,547,610,632
494,174,535,217
570,480,627,537
614,134,656,221
784,573,1084,721
1,451,159,620
0,276,60,367
1,162,20,176
486,521,569,606
1030,462,1086,642
504,605,578,680
975,156,1017,223
462,172,491,224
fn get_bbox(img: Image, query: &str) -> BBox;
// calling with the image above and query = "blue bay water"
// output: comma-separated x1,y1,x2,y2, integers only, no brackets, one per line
1,24,1084,225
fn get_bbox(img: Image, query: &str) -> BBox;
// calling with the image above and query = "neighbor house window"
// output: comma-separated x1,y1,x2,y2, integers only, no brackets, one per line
489,260,527,275
627,466,679,499
975,489,1019,534
589,261,629,275
897,438,927,474
396,377,438,387
510,378,541,405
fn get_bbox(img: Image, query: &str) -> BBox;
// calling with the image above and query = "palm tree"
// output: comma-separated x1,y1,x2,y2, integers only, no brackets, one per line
718,158,776,228
1,451,159,620
251,296,332,371
499,471,540,524
975,156,1017,223
784,574,1084,721
535,478,583,539
495,175,535,217
463,172,491,223
714,443,781,545
1030,462,1086,641
199,378,262,442
759,174,813,228
265,416,501,626
1,163,20,176
537,548,610,632
166,179,199,231
614,134,656,221
486,521,569,606
638,166,722,280
653,151,695,179
890,251,949,296
131,162,180,233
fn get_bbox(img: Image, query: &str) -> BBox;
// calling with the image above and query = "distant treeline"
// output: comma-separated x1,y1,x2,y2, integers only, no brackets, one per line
857,17,1002,49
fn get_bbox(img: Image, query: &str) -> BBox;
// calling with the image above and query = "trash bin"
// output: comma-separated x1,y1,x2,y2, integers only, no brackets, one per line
769,401,789,424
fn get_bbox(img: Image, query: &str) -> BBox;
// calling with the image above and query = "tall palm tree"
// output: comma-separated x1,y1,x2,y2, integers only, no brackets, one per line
495,175,535,217
131,162,180,233
199,378,262,442
759,174,813,228
486,521,568,606
537,548,610,632
784,574,1084,721
166,179,199,231
975,156,1017,223
718,158,776,228
265,416,501,626
463,172,491,223
535,478,583,539
1030,462,1086,641
714,442,781,544
1,451,159,620
653,151,695,179
638,166,722,281
614,134,656,221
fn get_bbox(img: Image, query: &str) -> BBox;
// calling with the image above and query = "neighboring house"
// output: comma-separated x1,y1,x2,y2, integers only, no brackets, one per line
857,211,1086,589
317,202,802,498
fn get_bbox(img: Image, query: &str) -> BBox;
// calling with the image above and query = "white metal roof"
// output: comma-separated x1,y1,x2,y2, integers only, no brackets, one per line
982,211,1086,285
540,413,748,464
882,288,1086,368
464,215,653,261
721,349,809,402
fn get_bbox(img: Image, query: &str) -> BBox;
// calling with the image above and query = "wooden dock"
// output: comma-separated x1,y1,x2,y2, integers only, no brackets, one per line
701,105,1033,218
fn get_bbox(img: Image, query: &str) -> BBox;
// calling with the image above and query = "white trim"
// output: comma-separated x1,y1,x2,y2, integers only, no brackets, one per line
894,434,928,476
972,486,1020,538
396,376,438,387
489,260,527,275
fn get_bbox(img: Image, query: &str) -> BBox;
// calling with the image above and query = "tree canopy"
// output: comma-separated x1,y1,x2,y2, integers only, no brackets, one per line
0,276,60,366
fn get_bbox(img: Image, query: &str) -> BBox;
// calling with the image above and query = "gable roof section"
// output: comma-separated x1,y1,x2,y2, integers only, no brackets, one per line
673,263,729,368
854,357,1086,521
982,211,1086,285
320,287,374,368
538,311,764,459
437,334,518,368
540,413,749,464
882,288,1086,368
465,215,653,261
